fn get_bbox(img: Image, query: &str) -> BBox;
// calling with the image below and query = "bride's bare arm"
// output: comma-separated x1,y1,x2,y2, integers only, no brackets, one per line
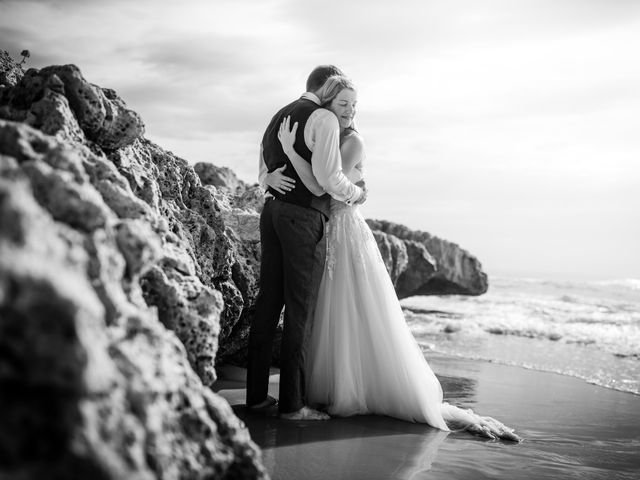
340,132,365,176
277,117,325,196
340,132,367,203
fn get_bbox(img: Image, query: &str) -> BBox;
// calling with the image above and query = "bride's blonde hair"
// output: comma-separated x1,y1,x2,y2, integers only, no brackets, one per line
317,75,358,139
317,75,356,107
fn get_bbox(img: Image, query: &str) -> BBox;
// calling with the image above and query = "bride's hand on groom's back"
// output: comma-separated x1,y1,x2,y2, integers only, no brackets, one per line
266,165,295,194
278,116,298,156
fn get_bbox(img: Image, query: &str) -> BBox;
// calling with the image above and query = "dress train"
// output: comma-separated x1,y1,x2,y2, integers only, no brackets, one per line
306,201,519,441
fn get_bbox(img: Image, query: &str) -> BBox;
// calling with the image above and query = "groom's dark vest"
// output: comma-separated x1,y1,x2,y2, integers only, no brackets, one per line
262,97,331,218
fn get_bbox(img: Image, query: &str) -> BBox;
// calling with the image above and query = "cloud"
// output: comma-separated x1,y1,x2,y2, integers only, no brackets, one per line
1,0,639,279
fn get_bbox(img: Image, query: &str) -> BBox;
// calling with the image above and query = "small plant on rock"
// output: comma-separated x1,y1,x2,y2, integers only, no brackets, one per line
18,49,30,66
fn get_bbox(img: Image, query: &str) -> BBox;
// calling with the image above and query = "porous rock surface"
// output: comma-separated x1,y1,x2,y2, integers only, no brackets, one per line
0,52,266,480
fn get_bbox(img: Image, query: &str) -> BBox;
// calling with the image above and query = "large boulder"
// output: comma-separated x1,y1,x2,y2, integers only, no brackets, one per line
0,52,266,479
0,55,259,383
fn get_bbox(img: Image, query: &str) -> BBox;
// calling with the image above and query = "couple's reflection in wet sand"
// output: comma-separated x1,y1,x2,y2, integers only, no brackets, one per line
221,372,478,480
237,406,449,480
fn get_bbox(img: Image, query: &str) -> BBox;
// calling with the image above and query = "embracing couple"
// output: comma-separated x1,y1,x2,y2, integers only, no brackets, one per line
246,65,519,441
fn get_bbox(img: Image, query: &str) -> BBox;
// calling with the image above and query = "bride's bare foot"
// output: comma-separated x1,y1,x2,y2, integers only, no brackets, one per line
248,395,277,412
280,406,330,421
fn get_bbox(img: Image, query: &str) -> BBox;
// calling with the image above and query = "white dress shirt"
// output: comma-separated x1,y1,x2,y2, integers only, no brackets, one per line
258,92,362,204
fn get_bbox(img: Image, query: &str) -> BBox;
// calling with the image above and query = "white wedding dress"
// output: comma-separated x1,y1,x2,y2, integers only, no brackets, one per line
306,163,450,431
281,128,518,440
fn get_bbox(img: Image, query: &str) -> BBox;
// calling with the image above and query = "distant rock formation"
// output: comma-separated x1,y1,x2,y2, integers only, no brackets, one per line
0,50,487,479
366,219,488,296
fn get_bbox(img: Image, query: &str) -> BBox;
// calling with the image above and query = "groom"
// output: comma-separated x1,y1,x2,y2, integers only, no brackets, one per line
246,65,366,420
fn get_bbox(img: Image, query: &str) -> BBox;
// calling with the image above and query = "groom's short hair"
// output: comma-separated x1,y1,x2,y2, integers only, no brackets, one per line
306,65,345,93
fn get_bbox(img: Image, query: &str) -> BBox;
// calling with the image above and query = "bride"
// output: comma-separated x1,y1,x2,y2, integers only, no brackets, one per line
268,75,520,441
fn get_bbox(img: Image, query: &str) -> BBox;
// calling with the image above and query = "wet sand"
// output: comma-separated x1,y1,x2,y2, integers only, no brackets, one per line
214,357,640,479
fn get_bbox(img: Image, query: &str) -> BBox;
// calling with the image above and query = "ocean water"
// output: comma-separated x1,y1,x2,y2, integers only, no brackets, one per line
402,277,640,395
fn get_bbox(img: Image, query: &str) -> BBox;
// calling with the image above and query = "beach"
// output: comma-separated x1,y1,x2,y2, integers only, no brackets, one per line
214,356,640,480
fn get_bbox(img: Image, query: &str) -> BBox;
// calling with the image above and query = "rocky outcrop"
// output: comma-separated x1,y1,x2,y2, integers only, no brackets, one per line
366,219,488,297
0,53,266,479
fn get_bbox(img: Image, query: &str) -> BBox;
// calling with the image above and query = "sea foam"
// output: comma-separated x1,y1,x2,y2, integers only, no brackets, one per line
403,276,640,395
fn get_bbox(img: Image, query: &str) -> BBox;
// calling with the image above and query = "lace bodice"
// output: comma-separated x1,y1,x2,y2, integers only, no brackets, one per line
325,130,370,275
325,192,382,279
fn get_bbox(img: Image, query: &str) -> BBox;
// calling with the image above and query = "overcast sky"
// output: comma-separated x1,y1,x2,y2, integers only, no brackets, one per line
1,0,639,280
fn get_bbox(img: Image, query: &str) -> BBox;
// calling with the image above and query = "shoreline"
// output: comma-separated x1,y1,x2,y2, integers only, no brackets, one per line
427,348,640,397
401,286,640,397
214,357,640,480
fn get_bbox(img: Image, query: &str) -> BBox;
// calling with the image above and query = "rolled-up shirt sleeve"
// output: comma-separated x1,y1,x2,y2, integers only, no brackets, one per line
308,110,362,203
258,143,268,192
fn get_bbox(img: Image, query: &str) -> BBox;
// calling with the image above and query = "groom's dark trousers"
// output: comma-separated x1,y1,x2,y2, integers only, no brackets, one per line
247,197,326,413
247,96,331,414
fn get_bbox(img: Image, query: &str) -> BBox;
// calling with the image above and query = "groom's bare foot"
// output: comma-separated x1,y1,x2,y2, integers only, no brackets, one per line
280,406,330,421
248,395,277,412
